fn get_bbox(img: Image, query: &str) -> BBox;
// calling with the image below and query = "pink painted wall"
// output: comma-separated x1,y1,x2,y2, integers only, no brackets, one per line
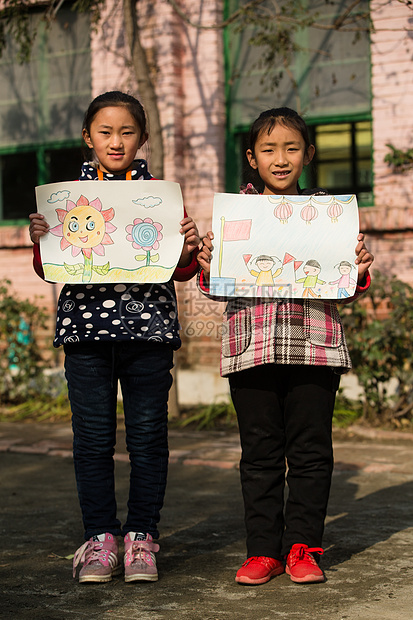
359,0,413,283
2,0,413,379
90,0,226,225
0,0,226,370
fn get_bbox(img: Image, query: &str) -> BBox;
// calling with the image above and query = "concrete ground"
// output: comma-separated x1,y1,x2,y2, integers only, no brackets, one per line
1,421,413,620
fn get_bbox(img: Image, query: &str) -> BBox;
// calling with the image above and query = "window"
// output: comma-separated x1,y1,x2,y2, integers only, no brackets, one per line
0,146,84,221
225,0,372,202
306,121,373,204
0,2,91,223
233,120,372,203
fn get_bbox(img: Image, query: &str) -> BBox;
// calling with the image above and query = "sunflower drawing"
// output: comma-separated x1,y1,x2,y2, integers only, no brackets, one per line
49,194,116,282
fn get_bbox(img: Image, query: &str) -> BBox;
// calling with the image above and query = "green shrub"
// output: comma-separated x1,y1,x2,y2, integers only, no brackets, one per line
341,270,413,423
384,143,413,173
0,279,48,404
333,390,362,428
176,401,237,430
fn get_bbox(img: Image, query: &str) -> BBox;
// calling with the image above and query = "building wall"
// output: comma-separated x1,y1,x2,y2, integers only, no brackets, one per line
0,0,226,401
90,0,227,397
2,0,413,404
364,0,413,282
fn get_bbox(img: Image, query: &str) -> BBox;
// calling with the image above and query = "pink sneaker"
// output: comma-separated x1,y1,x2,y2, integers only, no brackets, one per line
72,533,121,583
285,544,325,583
124,532,160,582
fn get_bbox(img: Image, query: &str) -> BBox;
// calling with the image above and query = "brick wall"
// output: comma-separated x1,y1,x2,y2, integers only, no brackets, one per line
3,1,413,397
370,0,413,210
0,0,225,380
357,1,413,285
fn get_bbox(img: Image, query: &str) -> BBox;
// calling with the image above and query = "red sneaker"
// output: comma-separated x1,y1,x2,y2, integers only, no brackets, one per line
285,544,325,583
235,556,285,585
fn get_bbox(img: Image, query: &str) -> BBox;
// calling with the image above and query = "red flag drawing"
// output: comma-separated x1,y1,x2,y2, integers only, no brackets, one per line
223,219,252,241
294,261,303,271
283,252,295,265
243,254,252,264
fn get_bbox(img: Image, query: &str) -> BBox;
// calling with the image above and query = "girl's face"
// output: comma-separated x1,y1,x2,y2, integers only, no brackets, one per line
247,123,315,195
256,258,273,271
83,106,147,175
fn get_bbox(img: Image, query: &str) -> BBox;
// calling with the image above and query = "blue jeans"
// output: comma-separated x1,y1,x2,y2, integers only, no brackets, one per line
64,341,173,540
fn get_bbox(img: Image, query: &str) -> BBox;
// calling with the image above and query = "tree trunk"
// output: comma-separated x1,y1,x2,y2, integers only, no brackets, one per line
122,0,164,179
122,0,180,418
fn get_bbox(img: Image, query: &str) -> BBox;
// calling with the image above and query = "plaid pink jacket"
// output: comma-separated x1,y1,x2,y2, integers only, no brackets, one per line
198,271,370,377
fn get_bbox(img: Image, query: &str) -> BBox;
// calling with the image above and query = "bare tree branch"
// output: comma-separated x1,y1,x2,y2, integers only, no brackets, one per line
165,0,413,33
333,0,364,29
165,0,266,30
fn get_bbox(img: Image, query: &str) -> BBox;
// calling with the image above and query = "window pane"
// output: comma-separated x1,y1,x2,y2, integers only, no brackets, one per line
314,121,372,198
316,124,351,161
315,124,352,191
0,6,91,148
317,161,352,191
225,0,371,131
47,147,84,183
0,152,37,220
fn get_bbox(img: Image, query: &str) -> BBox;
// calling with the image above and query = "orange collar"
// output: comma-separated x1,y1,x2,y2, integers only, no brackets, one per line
97,168,132,180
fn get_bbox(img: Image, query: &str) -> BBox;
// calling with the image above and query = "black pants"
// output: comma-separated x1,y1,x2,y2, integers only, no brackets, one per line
229,364,340,560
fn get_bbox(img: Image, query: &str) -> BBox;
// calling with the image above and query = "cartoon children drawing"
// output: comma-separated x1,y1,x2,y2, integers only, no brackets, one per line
247,255,282,296
295,259,325,298
329,260,357,299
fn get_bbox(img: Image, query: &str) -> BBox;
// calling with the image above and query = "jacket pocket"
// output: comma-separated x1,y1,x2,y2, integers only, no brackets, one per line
304,300,343,348
222,304,252,357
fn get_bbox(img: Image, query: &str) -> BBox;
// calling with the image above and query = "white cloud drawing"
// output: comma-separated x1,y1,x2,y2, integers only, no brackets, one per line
132,196,162,208
47,190,70,203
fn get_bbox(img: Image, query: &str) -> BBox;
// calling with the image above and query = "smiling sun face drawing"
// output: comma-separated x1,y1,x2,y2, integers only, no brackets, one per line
63,205,106,250
50,195,116,258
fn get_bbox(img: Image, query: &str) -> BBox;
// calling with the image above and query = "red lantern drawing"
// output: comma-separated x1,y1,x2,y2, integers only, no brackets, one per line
327,201,343,223
274,200,293,224
300,203,318,225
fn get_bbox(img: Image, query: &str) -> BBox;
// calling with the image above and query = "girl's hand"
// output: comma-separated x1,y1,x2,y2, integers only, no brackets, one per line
177,216,201,267
29,213,49,244
197,232,214,278
355,233,374,284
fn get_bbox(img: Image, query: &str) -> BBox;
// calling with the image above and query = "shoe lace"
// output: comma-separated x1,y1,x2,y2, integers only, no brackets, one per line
72,540,107,577
242,556,276,569
289,545,323,567
125,539,160,565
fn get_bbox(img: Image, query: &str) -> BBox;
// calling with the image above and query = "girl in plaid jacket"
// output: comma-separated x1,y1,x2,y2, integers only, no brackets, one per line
198,107,373,586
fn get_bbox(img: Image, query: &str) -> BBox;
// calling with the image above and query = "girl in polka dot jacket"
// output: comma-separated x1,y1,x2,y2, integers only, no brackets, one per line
29,91,200,584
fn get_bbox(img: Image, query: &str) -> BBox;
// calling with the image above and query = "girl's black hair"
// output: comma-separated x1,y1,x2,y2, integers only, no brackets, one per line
82,91,148,138
255,255,275,264
245,107,312,192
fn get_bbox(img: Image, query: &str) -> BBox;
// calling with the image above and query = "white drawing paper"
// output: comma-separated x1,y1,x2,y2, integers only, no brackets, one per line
210,193,359,300
36,180,184,284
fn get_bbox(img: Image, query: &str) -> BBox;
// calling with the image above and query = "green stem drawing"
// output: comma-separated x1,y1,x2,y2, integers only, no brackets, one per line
83,254,93,283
